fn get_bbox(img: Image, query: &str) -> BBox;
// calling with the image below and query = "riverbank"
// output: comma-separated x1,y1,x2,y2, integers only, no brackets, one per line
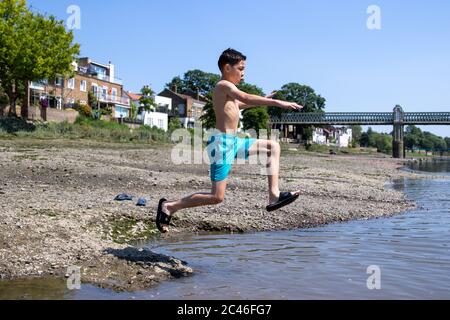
0,138,443,292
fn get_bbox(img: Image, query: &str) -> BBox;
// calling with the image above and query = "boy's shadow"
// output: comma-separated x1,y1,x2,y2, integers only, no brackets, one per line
103,247,190,278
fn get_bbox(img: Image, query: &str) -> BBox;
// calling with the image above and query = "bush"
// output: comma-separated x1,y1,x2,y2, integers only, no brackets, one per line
0,117,36,133
74,104,92,118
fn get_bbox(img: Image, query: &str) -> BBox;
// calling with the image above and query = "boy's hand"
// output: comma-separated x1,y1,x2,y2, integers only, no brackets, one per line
277,100,303,111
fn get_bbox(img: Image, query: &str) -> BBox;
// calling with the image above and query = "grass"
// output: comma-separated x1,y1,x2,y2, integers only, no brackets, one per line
0,116,172,144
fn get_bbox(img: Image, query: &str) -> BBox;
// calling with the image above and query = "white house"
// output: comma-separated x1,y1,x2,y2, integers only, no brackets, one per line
335,127,352,147
313,127,353,147
313,128,329,145
125,92,171,131
143,111,168,131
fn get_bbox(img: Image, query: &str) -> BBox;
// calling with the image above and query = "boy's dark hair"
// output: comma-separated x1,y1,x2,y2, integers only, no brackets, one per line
218,48,246,72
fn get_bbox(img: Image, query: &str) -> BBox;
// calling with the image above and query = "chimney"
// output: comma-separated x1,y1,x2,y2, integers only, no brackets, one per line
109,61,115,83
196,88,200,100
173,84,178,93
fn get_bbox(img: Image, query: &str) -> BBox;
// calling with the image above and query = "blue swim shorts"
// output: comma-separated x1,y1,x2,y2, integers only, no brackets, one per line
206,133,257,182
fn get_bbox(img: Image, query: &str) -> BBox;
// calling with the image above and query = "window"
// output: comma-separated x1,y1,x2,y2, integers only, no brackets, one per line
158,119,164,129
80,80,87,92
55,77,64,87
68,78,75,89
178,104,185,116
112,88,117,100
91,83,98,96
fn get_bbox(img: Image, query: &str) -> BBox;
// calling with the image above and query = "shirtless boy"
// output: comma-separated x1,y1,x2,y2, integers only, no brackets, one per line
156,48,303,233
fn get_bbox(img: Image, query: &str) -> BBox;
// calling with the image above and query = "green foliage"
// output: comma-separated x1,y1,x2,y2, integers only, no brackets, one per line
74,103,92,118
358,127,392,154
374,134,392,154
139,85,156,112
199,94,216,130
268,83,326,118
242,107,269,135
0,0,80,113
168,117,182,133
351,125,363,146
268,83,326,141
88,91,98,109
130,101,138,120
166,69,220,96
305,143,332,153
0,117,35,133
238,83,270,133
404,125,448,151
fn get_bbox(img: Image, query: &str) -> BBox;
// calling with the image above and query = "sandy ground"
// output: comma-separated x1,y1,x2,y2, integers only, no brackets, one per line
0,138,442,291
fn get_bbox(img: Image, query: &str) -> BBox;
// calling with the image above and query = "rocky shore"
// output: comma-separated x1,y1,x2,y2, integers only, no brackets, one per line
0,138,442,291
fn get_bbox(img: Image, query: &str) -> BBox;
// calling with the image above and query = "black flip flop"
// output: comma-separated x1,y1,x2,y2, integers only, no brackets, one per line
114,193,133,201
266,192,300,212
156,198,172,233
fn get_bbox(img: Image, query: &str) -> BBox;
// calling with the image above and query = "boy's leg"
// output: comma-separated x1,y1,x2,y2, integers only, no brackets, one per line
158,180,228,233
247,139,300,205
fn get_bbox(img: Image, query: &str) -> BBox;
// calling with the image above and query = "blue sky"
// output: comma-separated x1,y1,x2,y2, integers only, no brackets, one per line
27,0,450,137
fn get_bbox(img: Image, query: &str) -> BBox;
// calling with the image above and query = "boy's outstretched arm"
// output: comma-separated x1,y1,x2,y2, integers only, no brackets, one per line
221,82,303,111
237,92,277,110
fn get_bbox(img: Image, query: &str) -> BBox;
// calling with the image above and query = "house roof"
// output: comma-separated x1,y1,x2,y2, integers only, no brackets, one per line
159,88,207,104
125,91,142,101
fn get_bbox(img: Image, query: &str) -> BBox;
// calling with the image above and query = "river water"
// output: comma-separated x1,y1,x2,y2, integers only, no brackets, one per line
1,159,449,299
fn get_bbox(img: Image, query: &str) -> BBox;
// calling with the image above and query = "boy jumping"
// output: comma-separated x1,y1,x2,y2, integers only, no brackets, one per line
156,48,303,233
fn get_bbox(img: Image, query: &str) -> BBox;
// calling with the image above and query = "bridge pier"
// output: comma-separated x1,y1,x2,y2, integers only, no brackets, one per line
393,124,404,159
392,105,404,159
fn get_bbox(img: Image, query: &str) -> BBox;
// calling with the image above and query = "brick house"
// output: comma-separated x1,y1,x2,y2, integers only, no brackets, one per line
29,58,130,119
158,88,207,128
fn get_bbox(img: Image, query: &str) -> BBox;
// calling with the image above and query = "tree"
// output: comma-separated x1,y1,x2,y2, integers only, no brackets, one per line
242,108,269,136
268,83,326,118
375,134,392,154
0,0,80,116
445,137,450,151
168,117,182,133
139,85,156,112
419,136,433,154
238,83,270,134
166,69,220,96
199,92,215,129
351,125,363,147
0,86,8,115
88,91,98,110
269,83,326,141
130,101,138,120
404,133,420,151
